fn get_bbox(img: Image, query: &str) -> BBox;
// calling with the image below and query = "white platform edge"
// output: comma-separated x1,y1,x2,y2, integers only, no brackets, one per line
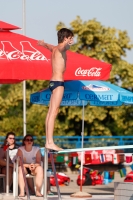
58,145,133,154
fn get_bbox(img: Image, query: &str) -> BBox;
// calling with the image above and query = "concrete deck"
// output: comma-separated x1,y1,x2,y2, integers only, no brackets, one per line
0,166,131,200
0,194,114,200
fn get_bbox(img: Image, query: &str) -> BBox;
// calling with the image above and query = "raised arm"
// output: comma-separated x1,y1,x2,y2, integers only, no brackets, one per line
37,40,55,52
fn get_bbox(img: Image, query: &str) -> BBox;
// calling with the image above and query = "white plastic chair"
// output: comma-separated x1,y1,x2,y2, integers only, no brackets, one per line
13,160,46,197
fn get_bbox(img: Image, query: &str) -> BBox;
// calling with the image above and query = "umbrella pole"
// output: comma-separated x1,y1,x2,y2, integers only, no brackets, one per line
81,100,85,149
23,81,26,136
70,101,92,198
22,0,26,136
80,101,84,192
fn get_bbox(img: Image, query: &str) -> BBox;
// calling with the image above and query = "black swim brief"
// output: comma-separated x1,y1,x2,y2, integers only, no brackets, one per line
49,81,64,92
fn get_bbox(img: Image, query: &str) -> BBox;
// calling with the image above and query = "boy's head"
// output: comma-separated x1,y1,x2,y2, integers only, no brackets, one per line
57,28,74,44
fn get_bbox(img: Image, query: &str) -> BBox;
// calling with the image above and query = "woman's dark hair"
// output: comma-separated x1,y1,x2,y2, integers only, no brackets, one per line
2,132,16,147
22,134,34,146
57,28,74,43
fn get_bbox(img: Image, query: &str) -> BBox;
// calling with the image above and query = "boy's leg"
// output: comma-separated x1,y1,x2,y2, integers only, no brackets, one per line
45,86,64,151
45,94,53,140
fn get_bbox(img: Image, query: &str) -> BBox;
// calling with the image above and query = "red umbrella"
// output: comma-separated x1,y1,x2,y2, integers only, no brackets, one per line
0,21,112,83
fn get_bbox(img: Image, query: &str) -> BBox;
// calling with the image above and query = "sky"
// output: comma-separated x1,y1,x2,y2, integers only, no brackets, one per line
0,0,133,63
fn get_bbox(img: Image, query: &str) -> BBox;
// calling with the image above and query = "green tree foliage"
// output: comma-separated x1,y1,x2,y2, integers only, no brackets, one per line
56,17,133,136
0,17,133,137
0,81,48,136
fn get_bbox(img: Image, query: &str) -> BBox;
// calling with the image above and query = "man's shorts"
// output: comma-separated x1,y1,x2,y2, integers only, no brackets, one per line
26,167,32,175
49,81,64,92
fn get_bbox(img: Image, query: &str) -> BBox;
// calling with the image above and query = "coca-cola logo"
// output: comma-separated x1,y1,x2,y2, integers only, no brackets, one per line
75,67,102,77
0,41,49,61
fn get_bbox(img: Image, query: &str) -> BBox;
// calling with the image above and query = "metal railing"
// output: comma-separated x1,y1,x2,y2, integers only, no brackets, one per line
0,136,133,149
14,156,30,200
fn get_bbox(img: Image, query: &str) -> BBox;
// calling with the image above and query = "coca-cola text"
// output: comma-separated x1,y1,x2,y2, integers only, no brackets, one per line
0,41,49,61
75,67,102,77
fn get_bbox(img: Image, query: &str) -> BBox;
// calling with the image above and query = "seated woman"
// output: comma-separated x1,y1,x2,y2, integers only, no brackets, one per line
0,131,19,189
17,134,43,197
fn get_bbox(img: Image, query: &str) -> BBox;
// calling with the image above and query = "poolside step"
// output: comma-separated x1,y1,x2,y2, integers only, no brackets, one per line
114,182,133,200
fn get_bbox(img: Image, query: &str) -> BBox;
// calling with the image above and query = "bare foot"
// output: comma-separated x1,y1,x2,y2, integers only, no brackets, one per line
36,191,43,197
45,143,63,151
19,193,25,197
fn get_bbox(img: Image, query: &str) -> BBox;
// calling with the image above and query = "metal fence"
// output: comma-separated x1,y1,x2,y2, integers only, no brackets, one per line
0,136,133,151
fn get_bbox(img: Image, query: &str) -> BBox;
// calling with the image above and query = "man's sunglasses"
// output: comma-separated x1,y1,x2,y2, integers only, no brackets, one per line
25,139,33,142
